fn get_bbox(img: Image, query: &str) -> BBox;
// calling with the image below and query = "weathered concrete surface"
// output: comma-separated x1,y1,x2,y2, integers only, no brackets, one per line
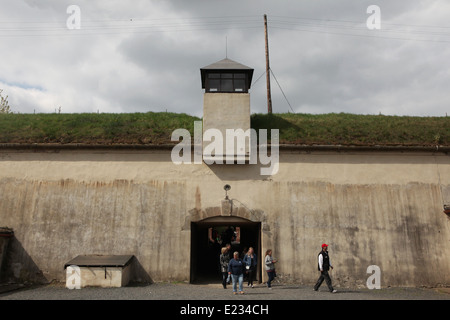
203,93,251,159
0,149,448,288
66,266,131,288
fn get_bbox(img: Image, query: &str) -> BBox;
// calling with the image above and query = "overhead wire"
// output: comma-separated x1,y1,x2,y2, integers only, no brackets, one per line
268,15,450,44
1,14,450,42
270,25,450,44
251,71,266,86
269,68,294,113
271,14,450,31
0,15,263,37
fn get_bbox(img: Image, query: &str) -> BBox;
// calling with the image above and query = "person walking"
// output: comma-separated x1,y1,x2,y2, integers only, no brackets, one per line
228,251,245,295
264,249,277,289
243,247,257,288
313,243,337,293
219,247,230,289
225,243,232,284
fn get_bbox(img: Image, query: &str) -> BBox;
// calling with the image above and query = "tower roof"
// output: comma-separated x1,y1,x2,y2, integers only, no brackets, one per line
201,58,253,71
200,58,254,89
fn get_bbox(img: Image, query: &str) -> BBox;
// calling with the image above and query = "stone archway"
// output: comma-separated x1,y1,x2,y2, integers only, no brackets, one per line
186,199,270,284
182,199,270,232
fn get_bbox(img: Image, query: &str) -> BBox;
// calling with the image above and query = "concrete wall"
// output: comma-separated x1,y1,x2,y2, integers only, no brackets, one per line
203,93,251,159
0,148,449,288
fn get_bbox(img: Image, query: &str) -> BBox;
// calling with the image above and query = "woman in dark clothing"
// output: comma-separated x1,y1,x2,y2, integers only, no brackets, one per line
243,247,257,288
219,247,230,289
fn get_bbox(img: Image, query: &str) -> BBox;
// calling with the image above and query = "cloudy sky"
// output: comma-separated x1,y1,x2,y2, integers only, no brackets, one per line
0,0,449,117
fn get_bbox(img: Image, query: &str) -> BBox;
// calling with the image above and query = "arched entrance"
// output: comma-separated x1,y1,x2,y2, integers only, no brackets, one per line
190,216,261,284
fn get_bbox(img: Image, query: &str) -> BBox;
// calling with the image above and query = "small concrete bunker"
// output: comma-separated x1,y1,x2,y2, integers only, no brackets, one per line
0,227,14,281
64,255,133,288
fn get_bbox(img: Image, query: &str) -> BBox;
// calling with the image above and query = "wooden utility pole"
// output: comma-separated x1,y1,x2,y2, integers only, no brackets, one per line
264,14,272,114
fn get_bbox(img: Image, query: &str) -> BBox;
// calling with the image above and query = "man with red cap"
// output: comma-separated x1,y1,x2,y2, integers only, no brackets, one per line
313,244,337,293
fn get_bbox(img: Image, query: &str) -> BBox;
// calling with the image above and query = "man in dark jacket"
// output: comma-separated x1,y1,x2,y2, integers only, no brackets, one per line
313,244,337,293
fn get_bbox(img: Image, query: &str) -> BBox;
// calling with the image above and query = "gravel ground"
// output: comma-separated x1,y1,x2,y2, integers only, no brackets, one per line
1,281,447,319
1,280,449,300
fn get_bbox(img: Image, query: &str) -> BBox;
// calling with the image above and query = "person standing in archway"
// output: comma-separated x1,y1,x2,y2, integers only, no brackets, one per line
243,247,257,288
219,247,230,289
313,244,337,293
225,243,232,284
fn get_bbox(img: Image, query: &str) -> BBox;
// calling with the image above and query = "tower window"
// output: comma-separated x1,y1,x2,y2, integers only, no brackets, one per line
206,73,248,93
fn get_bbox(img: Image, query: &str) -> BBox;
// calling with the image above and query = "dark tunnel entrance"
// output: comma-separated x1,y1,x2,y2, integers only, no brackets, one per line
190,216,261,284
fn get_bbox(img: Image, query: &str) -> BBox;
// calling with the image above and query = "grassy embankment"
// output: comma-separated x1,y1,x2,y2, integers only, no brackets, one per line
0,112,448,146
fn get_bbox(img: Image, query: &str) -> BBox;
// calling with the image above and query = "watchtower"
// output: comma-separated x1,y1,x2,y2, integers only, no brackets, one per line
200,58,254,163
